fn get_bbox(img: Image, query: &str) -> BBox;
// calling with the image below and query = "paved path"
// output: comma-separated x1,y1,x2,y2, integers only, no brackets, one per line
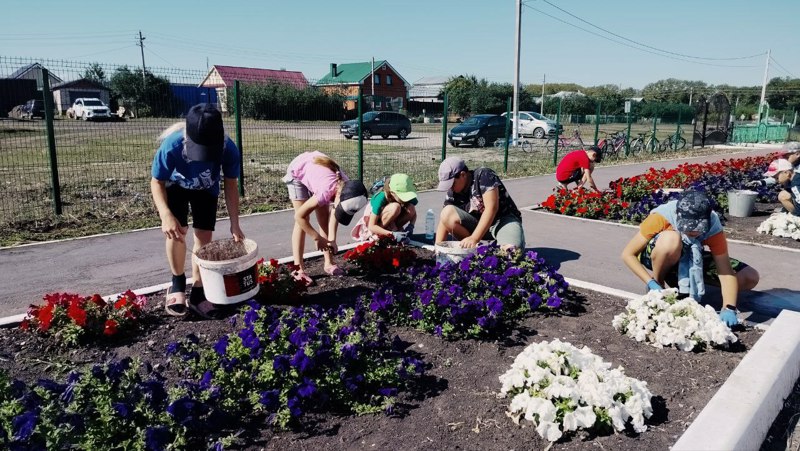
1,145,796,318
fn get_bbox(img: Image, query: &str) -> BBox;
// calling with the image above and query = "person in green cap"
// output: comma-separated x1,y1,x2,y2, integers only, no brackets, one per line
351,173,418,242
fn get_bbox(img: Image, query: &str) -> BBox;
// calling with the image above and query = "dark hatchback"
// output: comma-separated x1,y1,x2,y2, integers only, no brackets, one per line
447,114,507,147
340,111,412,140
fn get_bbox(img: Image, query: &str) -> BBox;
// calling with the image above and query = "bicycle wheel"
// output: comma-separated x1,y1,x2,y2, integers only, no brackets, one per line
676,137,687,150
602,142,615,160
630,138,644,156
658,139,670,153
648,137,659,153
493,139,505,150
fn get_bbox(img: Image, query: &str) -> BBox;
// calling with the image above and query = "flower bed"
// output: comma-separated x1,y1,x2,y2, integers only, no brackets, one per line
540,155,777,223
0,249,763,449
757,212,800,241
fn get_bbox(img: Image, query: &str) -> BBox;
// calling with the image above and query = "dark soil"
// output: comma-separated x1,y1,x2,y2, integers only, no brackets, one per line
723,202,800,250
0,250,764,451
762,378,800,451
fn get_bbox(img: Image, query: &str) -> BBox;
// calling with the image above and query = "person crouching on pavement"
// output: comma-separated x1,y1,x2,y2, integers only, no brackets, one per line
555,146,602,192
620,190,759,326
434,157,525,251
150,103,245,317
745,156,800,215
351,173,418,243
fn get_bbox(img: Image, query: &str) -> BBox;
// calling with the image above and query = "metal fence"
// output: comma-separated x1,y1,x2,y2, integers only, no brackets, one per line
0,56,723,244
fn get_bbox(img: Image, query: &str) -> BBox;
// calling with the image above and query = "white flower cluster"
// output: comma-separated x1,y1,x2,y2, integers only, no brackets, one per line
612,289,737,352
499,339,653,442
757,212,800,240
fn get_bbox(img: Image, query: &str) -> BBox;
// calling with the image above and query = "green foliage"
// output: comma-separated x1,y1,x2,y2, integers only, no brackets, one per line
82,63,107,85
109,66,174,117
231,82,345,120
443,75,535,116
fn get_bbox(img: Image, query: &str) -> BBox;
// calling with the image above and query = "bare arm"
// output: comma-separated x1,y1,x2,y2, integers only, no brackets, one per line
713,253,739,308
462,188,499,248
150,177,186,242
582,164,600,192
621,233,653,284
294,196,331,251
368,213,394,237
223,178,244,241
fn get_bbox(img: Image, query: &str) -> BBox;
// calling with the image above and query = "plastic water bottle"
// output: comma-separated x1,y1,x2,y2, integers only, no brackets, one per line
425,209,435,240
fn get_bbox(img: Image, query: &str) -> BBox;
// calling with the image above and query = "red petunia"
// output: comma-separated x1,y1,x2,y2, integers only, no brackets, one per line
103,319,118,336
38,305,54,332
67,303,87,327
90,294,107,307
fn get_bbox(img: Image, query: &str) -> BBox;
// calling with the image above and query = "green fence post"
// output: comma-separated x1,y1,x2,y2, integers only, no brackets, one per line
675,110,682,150
625,109,632,157
503,97,511,174
651,113,658,153
357,86,363,182
234,80,244,197
42,69,62,215
593,101,600,146
553,98,562,166
441,92,448,162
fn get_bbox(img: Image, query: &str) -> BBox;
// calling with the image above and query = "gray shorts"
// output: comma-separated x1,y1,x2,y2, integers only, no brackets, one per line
453,206,526,249
283,170,310,201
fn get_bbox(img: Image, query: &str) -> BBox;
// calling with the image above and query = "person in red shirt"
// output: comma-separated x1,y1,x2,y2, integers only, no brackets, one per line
555,147,602,192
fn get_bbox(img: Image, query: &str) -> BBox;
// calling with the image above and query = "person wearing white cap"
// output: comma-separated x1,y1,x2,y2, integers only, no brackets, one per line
746,155,800,215
435,157,525,250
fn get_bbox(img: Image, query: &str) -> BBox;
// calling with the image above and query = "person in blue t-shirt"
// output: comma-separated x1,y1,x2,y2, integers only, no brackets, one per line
150,103,244,317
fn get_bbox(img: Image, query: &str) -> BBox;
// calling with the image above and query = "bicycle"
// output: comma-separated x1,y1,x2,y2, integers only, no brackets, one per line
545,127,584,150
659,127,687,152
629,130,659,155
597,131,627,160
493,136,534,153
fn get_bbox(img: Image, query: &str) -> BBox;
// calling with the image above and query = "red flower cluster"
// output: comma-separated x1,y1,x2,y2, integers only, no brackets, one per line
20,290,146,345
343,236,417,275
256,258,308,303
541,155,775,219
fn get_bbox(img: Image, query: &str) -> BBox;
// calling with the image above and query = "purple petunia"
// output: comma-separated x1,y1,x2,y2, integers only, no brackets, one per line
213,335,229,356
12,411,37,441
259,389,280,411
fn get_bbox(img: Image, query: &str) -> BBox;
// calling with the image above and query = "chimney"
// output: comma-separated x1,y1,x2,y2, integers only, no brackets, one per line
330,63,338,78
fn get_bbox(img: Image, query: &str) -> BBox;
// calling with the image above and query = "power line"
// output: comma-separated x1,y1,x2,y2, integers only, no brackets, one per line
769,56,797,79
67,44,137,60
145,47,177,69
524,3,760,68
539,0,766,62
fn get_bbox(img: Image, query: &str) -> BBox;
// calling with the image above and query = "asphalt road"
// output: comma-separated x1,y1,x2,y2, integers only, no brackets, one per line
1,144,796,317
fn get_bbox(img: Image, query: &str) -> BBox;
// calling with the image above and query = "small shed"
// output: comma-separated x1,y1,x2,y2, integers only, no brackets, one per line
50,79,111,114
199,65,308,113
408,75,449,116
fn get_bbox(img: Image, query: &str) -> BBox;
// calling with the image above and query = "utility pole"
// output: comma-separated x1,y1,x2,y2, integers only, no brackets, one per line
512,0,522,141
137,30,147,86
689,87,693,106
759,49,770,121
541,74,545,115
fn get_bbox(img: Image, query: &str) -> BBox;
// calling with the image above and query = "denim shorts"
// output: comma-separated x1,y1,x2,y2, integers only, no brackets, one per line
283,170,311,201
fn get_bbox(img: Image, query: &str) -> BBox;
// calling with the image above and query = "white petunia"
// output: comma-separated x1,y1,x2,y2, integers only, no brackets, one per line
536,421,564,442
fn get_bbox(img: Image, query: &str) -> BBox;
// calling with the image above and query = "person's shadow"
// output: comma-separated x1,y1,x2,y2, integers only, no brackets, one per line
528,247,581,270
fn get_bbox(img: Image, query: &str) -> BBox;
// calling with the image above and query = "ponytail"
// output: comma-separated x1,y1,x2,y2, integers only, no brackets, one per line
313,156,341,179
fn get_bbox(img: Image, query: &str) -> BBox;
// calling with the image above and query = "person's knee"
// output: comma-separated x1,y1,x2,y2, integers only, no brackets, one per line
193,229,213,247
440,205,460,227
778,190,791,202
737,266,760,291
653,232,681,257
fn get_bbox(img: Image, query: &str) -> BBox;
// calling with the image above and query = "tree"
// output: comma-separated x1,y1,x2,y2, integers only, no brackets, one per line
109,66,173,117
83,63,106,85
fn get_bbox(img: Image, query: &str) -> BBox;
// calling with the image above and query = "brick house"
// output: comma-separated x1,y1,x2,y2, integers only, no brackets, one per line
198,65,308,113
316,60,409,113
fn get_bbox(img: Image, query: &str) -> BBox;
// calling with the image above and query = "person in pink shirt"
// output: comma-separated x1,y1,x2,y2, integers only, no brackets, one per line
283,151,367,284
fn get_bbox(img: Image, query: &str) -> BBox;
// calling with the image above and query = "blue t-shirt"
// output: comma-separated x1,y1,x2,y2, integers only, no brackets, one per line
151,131,240,197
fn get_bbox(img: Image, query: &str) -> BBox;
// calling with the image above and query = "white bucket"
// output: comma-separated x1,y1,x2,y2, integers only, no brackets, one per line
193,238,260,305
727,190,758,218
434,241,491,265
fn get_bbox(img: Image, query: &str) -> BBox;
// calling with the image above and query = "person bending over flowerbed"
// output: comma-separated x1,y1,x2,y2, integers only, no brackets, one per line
351,173,418,243
746,156,800,215
283,151,368,285
621,190,760,326
555,146,602,192
150,103,245,317
435,157,525,250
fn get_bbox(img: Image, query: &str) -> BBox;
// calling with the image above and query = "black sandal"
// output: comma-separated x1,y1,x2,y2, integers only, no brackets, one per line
188,286,233,320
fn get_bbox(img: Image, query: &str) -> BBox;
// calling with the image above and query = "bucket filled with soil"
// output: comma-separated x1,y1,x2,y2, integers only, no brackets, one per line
434,241,489,265
193,238,260,305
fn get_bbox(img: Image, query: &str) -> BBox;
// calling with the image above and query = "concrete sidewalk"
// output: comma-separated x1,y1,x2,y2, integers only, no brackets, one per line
1,145,796,317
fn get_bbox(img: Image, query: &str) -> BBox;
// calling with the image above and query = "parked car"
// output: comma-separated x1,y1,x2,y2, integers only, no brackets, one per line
448,114,507,147
340,111,411,140
7,99,46,120
501,111,562,139
67,98,111,121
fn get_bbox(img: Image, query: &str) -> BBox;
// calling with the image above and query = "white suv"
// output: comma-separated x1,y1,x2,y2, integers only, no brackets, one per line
68,98,111,121
501,111,562,139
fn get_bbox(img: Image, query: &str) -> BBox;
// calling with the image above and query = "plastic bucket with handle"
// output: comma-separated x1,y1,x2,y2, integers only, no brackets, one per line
434,241,492,265
727,190,758,218
193,238,260,305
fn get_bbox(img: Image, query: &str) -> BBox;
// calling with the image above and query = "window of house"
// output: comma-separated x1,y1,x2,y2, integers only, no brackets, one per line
386,75,393,85
373,74,380,85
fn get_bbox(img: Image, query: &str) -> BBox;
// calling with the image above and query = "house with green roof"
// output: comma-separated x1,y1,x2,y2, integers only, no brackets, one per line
316,60,409,113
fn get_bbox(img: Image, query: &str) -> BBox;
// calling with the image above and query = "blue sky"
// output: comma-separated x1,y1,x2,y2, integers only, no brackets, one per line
2,0,796,89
